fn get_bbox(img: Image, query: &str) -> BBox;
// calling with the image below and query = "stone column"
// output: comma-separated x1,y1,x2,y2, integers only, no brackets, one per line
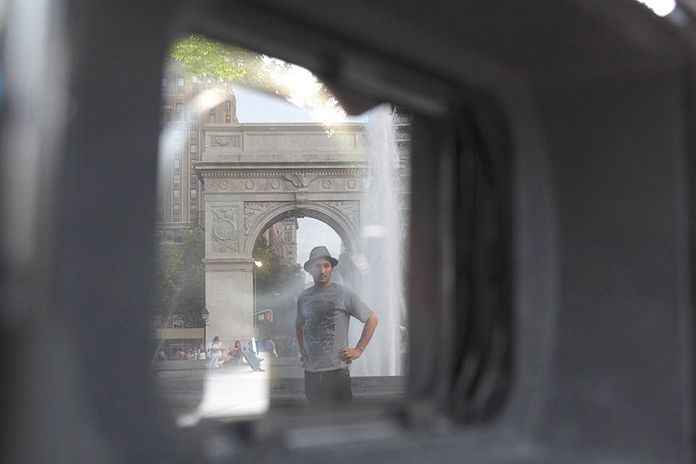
204,258,254,347
203,201,254,347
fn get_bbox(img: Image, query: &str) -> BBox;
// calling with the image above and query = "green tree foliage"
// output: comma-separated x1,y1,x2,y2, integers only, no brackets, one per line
173,228,206,327
169,34,289,95
252,235,293,295
169,34,340,115
170,34,260,83
155,229,206,328
155,244,182,323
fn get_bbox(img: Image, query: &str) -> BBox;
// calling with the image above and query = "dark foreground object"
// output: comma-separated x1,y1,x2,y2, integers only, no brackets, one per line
6,1,696,463
304,368,353,404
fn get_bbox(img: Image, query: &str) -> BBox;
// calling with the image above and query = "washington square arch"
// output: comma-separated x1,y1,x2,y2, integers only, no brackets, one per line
194,122,367,346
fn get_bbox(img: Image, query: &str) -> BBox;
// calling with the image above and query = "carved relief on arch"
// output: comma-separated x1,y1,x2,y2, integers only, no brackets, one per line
244,201,284,235
210,135,241,147
204,178,232,192
283,173,318,189
306,178,363,192
210,206,240,254
203,177,298,193
320,200,360,234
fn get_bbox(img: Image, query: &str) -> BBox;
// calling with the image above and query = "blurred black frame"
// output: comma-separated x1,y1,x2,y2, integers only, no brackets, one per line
3,1,696,463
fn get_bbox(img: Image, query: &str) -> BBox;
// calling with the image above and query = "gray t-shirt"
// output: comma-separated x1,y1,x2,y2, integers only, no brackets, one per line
296,283,373,372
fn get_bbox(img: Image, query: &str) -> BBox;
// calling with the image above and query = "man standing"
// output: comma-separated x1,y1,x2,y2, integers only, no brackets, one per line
296,246,379,404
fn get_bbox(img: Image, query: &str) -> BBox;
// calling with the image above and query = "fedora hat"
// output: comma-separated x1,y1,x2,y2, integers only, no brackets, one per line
303,246,339,272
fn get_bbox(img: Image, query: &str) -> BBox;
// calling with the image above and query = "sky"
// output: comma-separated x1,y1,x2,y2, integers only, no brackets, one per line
233,84,367,124
234,85,315,123
233,83,346,279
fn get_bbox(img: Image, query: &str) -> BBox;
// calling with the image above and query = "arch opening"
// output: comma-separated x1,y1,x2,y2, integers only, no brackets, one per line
244,204,359,258
249,216,345,364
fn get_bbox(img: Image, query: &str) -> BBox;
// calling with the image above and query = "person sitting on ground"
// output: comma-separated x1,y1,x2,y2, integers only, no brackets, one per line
227,340,243,365
208,336,225,369
241,339,264,372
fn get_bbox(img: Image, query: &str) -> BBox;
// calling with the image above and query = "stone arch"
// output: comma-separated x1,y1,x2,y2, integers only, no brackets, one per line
194,122,367,346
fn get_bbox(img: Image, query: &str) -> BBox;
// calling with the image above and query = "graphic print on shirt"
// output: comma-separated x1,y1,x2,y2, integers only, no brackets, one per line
305,299,337,356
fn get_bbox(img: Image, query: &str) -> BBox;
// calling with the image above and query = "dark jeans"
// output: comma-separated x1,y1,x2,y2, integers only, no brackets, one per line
304,368,352,404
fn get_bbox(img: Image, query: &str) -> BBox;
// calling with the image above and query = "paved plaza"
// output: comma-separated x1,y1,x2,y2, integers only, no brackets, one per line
155,354,406,426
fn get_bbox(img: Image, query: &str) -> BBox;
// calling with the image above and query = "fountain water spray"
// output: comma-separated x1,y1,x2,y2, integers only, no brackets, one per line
350,104,407,376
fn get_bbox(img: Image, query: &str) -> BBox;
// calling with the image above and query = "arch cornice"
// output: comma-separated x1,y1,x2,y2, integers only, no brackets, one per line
195,164,368,179
195,162,368,194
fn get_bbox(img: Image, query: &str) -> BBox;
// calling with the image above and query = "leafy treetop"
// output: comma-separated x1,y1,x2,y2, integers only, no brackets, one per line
169,34,342,119
170,34,287,94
